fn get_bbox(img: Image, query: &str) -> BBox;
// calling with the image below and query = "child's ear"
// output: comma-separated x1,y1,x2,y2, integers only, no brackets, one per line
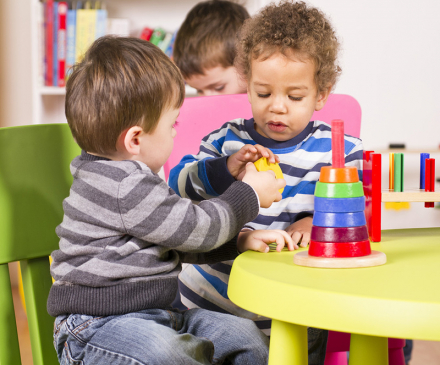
315,86,332,111
123,126,144,156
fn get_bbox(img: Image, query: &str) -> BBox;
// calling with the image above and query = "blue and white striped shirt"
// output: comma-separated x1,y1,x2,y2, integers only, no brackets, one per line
169,119,363,334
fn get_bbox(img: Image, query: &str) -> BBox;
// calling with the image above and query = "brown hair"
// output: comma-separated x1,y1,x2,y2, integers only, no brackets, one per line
235,1,341,93
66,36,185,155
173,0,249,78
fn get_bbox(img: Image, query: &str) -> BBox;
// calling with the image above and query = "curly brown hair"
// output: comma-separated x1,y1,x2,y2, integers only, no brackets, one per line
173,0,249,78
235,1,341,93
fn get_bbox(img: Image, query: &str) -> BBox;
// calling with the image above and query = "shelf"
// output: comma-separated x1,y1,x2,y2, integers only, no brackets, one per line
40,87,66,95
374,149,440,154
382,189,440,202
39,84,197,97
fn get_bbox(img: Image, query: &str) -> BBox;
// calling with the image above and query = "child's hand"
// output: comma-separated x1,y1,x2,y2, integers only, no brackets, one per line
228,144,280,180
285,216,313,247
237,229,297,253
242,163,285,208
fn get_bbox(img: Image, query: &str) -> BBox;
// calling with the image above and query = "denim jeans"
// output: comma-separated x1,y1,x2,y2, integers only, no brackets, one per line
53,308,269,365
172,294,327,365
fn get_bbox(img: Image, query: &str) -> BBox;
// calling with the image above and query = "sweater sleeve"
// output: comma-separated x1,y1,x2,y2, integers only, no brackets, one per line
119,171,258,254
168,124,236,201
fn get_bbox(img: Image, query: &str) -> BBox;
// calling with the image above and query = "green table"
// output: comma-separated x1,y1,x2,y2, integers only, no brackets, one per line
228,228,440,365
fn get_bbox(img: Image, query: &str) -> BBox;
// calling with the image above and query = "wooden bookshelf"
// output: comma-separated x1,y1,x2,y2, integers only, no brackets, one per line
31,0,266,124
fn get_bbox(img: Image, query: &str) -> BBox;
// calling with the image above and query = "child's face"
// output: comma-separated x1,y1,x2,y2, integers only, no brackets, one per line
247,52,329,142
185,66,247,96
135,107,180,173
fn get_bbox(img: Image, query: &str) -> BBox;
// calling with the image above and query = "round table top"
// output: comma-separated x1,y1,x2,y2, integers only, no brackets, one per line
228,227,440,341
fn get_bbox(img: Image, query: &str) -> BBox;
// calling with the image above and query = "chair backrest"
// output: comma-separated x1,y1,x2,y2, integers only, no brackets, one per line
0,124,80,365
163,93,361,179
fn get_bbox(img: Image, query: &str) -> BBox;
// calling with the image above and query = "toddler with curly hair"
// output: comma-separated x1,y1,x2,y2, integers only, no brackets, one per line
169,2,364,364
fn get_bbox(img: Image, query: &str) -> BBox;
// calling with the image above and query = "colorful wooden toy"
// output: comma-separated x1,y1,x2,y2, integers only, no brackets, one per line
311,226,369,242
308,240,371,257
393,153,404,192
364,152,440,242
314,196,365,213
253,157,284,193
313,212,366,228
389,153,394,190
314,181,364,198
420,153,430,189
425,158,435,208
319,166,359,183
294,120,386,268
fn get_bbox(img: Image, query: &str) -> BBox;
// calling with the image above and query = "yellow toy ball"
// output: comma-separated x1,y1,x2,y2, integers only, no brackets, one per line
253,157,284,193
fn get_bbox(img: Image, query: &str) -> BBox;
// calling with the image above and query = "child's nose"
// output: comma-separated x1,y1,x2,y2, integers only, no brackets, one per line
269,96,287,114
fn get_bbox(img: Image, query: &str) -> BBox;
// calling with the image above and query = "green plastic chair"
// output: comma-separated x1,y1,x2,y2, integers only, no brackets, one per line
0,123,80,365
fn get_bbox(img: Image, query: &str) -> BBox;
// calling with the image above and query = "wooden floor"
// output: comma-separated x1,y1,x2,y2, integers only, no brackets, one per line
12,287,440,365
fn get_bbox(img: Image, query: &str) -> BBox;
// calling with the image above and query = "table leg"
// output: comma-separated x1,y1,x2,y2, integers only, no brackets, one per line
269,319,308,365
349,333,388,365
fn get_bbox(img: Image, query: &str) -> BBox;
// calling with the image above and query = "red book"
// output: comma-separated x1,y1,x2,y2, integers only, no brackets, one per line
45,0,54,86
140,27,154,41
57,2,68,87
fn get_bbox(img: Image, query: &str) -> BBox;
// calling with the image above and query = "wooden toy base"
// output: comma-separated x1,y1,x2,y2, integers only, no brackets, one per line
293,250,386,268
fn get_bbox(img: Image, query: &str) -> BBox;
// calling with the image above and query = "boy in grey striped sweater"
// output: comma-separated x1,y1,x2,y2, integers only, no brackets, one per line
47,36,294,365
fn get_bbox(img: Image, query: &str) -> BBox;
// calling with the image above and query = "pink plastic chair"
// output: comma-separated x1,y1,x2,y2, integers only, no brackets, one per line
163,93,361,179
163,93,404,365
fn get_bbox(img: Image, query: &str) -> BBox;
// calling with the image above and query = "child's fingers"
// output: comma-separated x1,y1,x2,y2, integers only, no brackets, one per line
290,231,304,247
274,230,296,251
299,232,311,247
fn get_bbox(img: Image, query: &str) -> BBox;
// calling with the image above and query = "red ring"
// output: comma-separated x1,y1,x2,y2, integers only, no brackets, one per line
308,240,371,258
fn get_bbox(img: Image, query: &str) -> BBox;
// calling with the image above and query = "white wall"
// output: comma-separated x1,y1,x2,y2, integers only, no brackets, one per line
0,0,33,128
299,0,440,229
304,0,440,151
1,0,439,228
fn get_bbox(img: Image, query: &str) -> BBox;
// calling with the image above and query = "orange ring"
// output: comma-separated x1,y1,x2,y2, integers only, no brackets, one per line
319,166,359,183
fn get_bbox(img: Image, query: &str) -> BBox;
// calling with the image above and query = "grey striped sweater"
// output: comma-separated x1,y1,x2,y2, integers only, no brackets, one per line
47,151,259,317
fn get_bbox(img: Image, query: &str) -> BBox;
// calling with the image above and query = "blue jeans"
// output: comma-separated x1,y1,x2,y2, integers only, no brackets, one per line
53,308,269,365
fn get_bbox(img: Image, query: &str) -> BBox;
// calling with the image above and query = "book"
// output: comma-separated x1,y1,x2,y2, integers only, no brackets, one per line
53,1,58,86
95,1,107,40
57,2,68,87
164,31,177,58
65,1,77,79
149,27,166,46
140,27,154,41
159,32,173,52
45,0,54,86
75,1,96,63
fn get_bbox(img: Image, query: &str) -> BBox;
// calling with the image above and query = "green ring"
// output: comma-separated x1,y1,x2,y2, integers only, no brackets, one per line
314,181,364,198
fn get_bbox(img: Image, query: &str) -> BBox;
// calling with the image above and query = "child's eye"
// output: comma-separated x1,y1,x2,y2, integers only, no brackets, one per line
289,96,303,101
257,93,270,98
214,85,225,92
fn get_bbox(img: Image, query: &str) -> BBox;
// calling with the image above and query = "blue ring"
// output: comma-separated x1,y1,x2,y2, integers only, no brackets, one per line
313,211,367,227
314,196,365,213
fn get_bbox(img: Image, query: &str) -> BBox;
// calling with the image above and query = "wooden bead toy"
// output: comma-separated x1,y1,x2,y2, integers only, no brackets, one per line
294,120,386,268
254,157,284,193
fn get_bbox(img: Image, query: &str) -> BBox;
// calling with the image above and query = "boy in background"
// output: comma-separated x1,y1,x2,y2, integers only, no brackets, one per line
173,0,248,96
47,35,295,365
169,1,364,364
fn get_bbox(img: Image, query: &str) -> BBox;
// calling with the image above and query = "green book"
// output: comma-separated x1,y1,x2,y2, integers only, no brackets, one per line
149,28,166,46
